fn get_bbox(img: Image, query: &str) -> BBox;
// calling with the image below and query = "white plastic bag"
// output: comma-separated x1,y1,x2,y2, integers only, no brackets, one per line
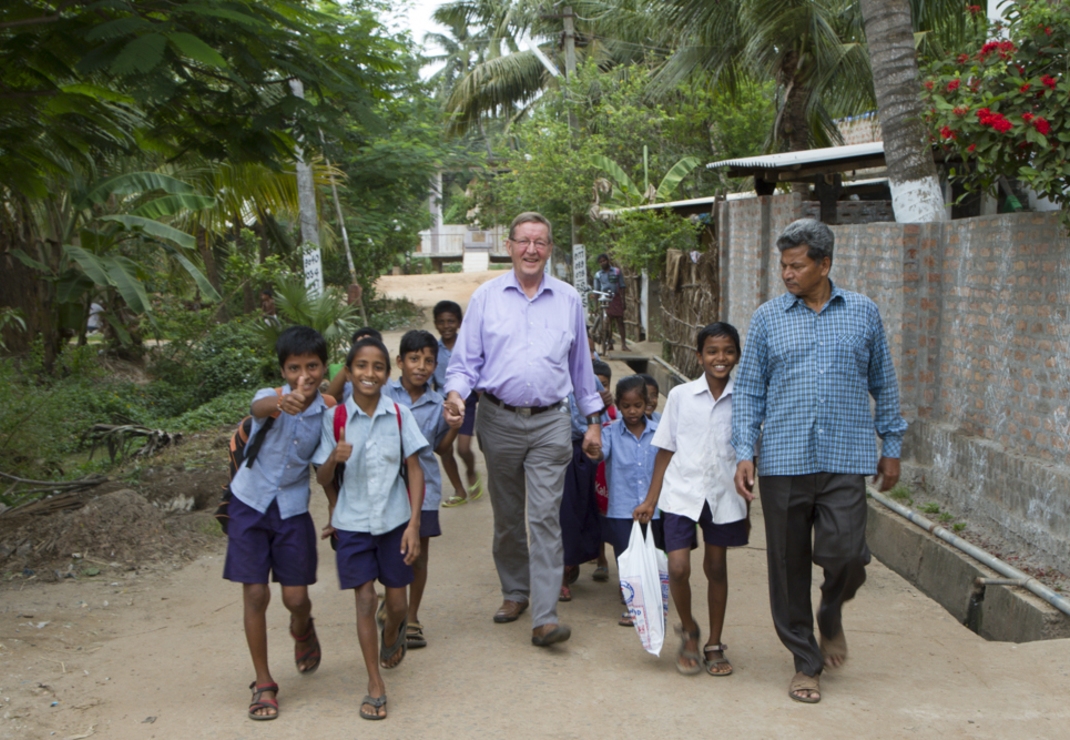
618,520,669,655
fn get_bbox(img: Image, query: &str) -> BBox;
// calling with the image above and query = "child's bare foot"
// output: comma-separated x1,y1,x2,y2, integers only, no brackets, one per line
361,679,387,720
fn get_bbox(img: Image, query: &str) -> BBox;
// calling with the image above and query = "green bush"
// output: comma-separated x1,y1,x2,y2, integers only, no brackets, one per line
168,389,253,432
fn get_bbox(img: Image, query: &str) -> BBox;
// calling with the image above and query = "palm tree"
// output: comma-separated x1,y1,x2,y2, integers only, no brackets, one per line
860,0,946,222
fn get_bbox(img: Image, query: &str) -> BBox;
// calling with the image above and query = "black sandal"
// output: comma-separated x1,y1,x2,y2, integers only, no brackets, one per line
248,681,279,721
360,694,387,720
379,618,407,669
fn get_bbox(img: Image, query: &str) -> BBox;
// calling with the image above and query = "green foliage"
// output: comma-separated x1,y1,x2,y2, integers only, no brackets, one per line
952,522,968,533
365,296,423,332
167,389,253,433
260,277,361,359
920,502,941,515
923,2,1070,220
603,210,703,276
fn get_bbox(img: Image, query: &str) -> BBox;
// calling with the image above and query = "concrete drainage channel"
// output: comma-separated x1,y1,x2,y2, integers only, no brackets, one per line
866,490,1070,642
620,352,1070,642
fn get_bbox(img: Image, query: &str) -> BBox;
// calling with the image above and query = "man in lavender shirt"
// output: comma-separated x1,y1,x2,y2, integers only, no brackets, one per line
444,212,603,647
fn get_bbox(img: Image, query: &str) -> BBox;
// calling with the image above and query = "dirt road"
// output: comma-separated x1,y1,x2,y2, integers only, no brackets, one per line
3,272,1070,739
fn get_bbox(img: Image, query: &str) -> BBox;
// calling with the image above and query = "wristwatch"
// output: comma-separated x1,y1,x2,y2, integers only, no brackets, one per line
585,414,602,425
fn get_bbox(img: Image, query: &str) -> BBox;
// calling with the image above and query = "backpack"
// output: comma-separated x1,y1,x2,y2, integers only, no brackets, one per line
327,401,409,550
214,388,336,533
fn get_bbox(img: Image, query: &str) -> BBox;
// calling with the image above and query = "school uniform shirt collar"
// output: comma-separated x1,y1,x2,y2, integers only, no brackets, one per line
503,267,554,300
612,416,658,442
780,279,847,313
689,376,734,404
387,378,436,407
344,392,395,420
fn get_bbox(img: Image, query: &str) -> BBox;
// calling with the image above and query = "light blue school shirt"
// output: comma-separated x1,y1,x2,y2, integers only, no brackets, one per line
312,393,429,535
601,417,660,519
433,339,452,389
230,385,328,520
384,379,450,510
649,410,662,423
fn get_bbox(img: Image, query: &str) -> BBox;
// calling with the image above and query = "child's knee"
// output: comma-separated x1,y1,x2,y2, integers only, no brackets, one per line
281,587,310,613
704,549,728,582
354,582,378,615
667,557,691,583
244,583,271,612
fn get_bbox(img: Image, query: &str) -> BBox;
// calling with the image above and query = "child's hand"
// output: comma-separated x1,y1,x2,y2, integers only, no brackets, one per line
633,501,655,523
445,409,463,430
320,523,337,541
332,427,353,464
443,392,465,426
400,524,421,565
280,374,309,414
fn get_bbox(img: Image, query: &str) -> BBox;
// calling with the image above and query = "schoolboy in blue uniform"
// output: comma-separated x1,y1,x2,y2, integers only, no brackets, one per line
314,337,429,721
385,330,462,648
433,300,481,506
223,325,331,722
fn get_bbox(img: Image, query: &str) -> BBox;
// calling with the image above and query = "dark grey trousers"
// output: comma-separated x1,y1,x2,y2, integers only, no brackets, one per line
759,473,871,677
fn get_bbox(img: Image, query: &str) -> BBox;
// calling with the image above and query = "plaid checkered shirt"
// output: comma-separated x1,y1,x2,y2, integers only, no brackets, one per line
731,282,907,476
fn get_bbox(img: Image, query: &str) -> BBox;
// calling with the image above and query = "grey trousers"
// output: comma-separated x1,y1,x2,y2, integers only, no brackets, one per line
476,399,572,629
760,473,870,677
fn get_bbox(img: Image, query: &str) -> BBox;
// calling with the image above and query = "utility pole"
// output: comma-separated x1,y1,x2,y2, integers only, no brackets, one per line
289,79,324,297
562,7,584,289
320,129,368,325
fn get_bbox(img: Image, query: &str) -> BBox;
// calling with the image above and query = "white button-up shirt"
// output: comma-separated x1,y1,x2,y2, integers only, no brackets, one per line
650,377,746,524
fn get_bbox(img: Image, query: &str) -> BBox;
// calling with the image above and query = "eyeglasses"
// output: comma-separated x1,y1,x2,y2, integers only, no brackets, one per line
510,238,550,251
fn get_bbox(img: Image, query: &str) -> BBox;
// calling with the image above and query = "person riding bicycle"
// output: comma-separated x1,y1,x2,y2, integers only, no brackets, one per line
593,254,628,352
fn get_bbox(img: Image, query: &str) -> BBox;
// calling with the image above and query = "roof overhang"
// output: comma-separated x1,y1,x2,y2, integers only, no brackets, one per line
707,142,887,182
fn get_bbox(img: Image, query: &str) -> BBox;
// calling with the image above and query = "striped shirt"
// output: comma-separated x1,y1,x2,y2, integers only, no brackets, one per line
731,282,907,476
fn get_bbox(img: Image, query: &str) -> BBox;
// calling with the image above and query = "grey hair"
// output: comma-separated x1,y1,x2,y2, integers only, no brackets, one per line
508,211,554,244
776,218,834,265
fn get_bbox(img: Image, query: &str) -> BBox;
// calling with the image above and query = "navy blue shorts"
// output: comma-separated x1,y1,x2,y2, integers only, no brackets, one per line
600,517,668,560
420,509,441,538
335,523,414,590
223,496,317,586
459,392,479,436
662,502,748,552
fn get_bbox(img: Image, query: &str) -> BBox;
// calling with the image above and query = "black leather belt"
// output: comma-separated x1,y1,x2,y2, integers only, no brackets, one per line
483,391,561,417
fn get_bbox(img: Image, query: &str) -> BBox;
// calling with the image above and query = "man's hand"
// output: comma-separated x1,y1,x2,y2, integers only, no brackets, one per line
633,501,655,524
874,457,900,492
332,427,352,465
444,391,465,427
582,424,602,459
734,460,755,502
320,523,337,541
400,523,421,565
279,374,308,414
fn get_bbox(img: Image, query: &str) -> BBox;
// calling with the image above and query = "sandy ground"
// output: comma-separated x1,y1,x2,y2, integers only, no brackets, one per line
3,271,1070,740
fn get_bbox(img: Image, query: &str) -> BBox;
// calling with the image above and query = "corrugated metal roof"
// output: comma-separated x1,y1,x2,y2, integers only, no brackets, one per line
707,142,885,171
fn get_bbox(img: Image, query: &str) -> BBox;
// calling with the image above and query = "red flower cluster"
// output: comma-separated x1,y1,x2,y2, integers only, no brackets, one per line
1041,74,1057,90
967,4,981,14
1023,112,1035,123
940,125,956,140
977,107,1013,133
924,80,934,90
953,106,969,116
980,40,1017,60
1020,83,1032,93
967,143,977,153
1034,117,1051,136
957,53,970,64
948,79,961,92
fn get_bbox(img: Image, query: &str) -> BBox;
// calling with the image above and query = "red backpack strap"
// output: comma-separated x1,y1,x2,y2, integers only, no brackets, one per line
333,403,347,441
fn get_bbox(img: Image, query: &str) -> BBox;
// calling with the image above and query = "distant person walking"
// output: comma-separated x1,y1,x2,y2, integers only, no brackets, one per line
593,253,629,351
443,212,603,647
731,218,907,704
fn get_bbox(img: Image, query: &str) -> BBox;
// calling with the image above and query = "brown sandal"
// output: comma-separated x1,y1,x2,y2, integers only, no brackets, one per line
789,671,821,703
248,681,279,720
290,616,321,674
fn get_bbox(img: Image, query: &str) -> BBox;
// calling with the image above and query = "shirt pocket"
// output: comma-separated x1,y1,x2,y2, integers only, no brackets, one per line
834,332,870,378
536,326,571,366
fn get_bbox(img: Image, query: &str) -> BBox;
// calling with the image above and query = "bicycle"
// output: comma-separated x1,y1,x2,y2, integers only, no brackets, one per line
587,289,613,357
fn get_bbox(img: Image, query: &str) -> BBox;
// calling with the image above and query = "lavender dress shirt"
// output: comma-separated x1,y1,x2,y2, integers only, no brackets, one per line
444,270,602,417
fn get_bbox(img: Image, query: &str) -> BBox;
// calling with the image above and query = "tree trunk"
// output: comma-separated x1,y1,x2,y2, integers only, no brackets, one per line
860,0,946,223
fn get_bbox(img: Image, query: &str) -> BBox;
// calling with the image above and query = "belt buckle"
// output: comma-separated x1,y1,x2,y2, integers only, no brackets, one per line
518,406,532,418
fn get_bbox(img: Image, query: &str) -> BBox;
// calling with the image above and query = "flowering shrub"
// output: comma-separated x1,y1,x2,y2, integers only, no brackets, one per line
923,1,1069,218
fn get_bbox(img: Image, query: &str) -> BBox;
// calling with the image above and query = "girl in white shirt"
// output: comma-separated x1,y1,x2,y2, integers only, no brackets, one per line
634,322,746,678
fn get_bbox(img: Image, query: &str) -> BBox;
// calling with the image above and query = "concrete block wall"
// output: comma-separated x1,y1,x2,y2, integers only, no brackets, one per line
719,199,1070,572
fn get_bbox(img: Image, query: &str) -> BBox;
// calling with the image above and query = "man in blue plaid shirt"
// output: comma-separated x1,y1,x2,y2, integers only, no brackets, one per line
731,218,906,705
